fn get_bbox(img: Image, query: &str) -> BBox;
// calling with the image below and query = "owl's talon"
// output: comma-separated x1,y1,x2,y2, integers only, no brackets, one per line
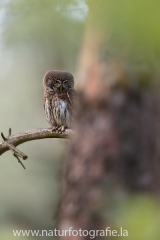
51,126,58,132
51,127,55,132
51,126,66,133
57,126,66,134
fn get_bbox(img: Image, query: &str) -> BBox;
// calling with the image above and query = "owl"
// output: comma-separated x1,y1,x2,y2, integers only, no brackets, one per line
43,70,76,133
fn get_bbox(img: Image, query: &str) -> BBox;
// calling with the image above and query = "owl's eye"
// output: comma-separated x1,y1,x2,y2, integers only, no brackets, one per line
64,81,68,86
54,80,59,85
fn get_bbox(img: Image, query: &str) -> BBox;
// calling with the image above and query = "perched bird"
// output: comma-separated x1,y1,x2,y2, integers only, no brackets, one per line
43,70,76,133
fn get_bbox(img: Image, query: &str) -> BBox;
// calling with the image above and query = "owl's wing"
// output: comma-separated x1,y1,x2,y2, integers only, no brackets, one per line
67,89,77,117
67,89,75,104
44,91,57,127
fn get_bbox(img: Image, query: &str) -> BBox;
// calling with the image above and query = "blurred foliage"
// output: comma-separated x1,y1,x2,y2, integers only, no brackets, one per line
88,0,160,81
0,0,87,238
2,0,86,71
114,195,160,240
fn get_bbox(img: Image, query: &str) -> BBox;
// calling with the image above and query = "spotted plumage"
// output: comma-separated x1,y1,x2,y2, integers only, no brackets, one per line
43,70,76,132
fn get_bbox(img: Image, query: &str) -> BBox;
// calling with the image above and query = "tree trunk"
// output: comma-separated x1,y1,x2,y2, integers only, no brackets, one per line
57,2,160,239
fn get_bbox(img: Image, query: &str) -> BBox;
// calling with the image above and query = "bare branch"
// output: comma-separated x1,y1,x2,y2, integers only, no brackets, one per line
0,128,74,157
14,155,26,170
1,128,29,169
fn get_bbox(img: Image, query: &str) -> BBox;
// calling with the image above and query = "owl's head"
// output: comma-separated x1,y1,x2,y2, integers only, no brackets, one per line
43,70,74,93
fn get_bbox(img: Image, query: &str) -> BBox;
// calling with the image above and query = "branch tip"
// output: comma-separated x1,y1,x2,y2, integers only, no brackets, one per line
8,128,12,136
1,132,7,141
1,130,28,169
23,155,28,160
14,154,26,170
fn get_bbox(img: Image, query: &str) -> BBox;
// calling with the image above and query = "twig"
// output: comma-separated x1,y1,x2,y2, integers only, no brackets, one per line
0,128,74,169
14,155,26,169
1,128,28,169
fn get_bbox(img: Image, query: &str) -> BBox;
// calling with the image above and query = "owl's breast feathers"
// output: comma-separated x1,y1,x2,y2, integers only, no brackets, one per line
58,89,76,114
44,89,76,128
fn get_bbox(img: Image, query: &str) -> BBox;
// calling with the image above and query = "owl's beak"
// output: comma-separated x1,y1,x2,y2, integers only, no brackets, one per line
59,86,63,91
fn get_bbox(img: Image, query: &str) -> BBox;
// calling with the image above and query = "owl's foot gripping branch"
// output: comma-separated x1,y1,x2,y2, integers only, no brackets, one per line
0,127,74,169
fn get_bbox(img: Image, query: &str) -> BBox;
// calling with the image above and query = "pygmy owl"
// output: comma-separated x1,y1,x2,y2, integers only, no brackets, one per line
43,70,76,133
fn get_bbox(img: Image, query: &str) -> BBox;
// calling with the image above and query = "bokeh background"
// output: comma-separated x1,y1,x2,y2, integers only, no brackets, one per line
0,0,87,239
0,0,160,239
